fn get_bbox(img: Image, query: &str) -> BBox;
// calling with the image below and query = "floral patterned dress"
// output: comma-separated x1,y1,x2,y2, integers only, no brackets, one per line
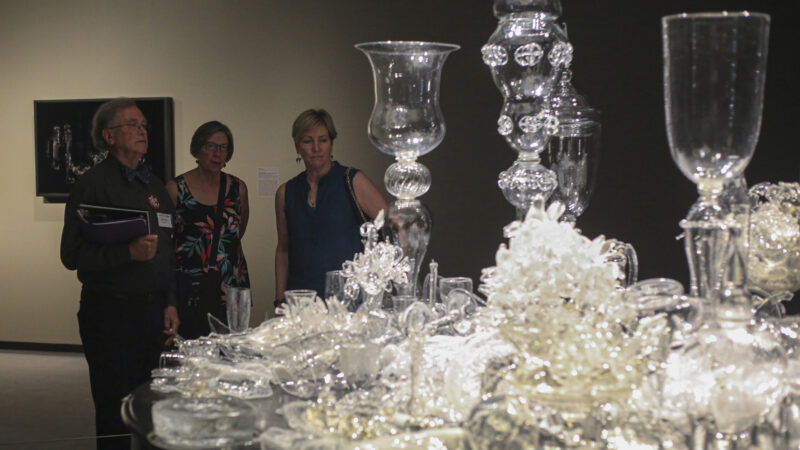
174,173,249,302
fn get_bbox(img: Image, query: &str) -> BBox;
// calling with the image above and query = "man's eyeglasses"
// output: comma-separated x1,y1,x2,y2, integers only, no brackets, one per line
107,122,150,133
204,142,230,154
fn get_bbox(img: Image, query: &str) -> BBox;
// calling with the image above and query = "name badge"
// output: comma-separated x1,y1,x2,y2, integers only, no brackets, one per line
157,213,173,228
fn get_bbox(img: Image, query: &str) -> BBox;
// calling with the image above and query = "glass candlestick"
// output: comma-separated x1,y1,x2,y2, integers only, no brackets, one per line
663,12,770,318
482,0,572,219
356,41,459,297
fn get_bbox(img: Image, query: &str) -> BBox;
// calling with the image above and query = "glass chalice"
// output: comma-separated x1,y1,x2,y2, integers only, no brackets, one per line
662,12,770,317
356,41,459,297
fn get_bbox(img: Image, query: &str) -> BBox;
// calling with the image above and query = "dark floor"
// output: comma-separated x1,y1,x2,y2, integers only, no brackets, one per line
0,349,97,449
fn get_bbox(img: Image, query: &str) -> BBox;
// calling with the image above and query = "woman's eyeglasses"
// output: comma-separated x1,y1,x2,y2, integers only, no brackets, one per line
204,142,230,154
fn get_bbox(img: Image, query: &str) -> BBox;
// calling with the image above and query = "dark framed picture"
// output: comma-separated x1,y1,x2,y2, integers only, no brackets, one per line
34,97,174,202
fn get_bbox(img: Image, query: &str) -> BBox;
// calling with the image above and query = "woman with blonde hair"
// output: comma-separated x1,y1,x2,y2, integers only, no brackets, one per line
274,109,386,308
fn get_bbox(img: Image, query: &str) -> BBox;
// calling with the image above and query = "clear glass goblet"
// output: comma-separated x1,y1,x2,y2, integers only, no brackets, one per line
324,270,347,302
356,41,459,297
662,12,769,315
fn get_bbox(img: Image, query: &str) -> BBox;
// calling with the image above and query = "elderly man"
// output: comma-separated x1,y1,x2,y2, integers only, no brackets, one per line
60,97,179,449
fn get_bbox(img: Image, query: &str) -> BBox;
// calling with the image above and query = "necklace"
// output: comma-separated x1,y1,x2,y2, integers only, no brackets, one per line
308,182,318,207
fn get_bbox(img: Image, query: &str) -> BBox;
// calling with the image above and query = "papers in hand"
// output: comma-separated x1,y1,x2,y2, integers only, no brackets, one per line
77,204,151,245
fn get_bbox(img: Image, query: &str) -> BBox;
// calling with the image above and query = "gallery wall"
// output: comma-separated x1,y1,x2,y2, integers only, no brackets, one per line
1,0,797,345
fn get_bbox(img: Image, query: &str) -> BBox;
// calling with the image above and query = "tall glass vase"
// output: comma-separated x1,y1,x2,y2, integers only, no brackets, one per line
356,41,459,297
663,12,770,319
481,0,572,219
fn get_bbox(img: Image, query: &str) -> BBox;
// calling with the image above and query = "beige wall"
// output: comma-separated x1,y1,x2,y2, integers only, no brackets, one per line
0,0,401,344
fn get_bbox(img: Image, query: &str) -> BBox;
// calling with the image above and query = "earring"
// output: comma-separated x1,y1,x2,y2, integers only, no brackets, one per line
296,156,301,163
330,154,334,160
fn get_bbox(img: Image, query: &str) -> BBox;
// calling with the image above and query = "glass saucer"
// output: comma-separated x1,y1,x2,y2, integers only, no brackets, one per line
150,396,259,448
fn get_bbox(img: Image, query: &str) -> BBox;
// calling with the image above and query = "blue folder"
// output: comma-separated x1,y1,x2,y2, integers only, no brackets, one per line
77,204,151,245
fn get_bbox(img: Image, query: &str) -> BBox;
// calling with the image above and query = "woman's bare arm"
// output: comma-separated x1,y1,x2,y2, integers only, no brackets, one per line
353,171,388,219
274,183,289,299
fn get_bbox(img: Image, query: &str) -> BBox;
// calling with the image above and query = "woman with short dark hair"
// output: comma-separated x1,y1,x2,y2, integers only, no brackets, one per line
166,121,250,338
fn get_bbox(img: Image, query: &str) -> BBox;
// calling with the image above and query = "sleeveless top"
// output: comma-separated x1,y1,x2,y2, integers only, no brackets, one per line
285,162,364,297
174,173,250,301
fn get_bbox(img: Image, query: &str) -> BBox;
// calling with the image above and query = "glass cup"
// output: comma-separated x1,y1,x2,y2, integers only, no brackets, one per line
338,340,381,388
439,277,473,303
324,270,347,303
663,12,769,311
284,289,317,310
226,287,251,333
392,295,417,313
604,240,639,287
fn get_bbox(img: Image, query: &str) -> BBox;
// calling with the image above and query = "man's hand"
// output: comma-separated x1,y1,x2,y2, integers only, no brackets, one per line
163,306,180,346
129,234,158,261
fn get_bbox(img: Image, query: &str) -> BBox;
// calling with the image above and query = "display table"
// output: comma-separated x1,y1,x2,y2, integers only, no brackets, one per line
122,383,298,449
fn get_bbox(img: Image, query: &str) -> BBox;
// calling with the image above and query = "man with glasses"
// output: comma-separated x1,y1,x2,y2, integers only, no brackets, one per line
60,97,179,449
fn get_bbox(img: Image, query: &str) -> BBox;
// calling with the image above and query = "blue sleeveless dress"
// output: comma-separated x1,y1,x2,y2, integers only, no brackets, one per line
285,162,364,297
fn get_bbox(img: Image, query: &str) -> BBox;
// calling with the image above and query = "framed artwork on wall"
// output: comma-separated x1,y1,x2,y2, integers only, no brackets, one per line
34,97,174,202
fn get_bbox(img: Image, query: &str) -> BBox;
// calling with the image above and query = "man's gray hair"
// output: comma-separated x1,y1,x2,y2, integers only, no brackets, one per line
91,97,138,151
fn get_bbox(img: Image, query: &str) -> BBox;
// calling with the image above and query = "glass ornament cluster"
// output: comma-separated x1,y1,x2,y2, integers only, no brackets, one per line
748,182,800,294
341,210,411,308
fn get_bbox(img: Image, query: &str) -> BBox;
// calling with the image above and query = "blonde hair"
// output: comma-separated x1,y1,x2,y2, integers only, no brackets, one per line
291,109,337,144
